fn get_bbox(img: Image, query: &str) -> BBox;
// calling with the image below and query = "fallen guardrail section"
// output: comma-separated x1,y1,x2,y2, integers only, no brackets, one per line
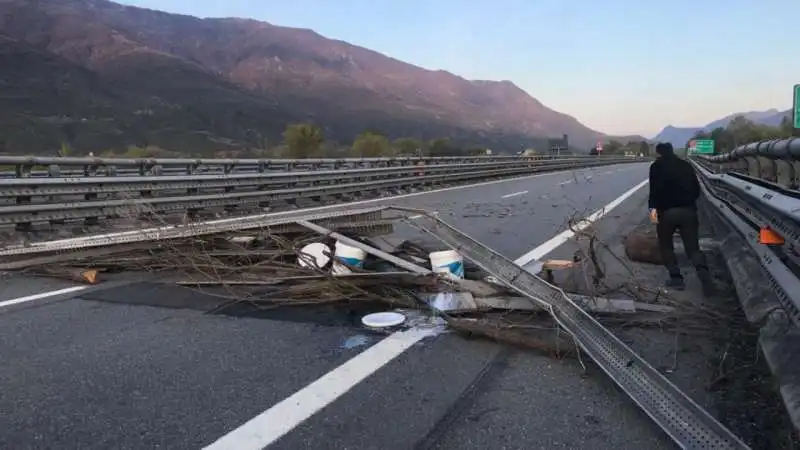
0,154,638,231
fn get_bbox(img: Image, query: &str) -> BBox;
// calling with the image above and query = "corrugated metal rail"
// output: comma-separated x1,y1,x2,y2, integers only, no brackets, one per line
1,155,640,228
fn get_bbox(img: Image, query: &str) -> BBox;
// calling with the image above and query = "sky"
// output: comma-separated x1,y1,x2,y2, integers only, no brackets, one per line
118,0,799,137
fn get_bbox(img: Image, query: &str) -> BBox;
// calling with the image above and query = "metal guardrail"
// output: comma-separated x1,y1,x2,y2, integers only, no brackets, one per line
689,138,800,324
0,155,640,229
692,161,800,327
0,154,603,178
694,138,800,189
692,157,800,441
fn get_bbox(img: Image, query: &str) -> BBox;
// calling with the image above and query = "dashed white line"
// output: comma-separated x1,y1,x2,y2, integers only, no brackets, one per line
558,180,572,186
0,286,88,309
204,177,651,450
501,190,527,199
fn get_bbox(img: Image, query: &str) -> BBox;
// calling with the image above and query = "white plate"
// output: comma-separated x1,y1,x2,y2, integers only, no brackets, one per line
361,311,406,328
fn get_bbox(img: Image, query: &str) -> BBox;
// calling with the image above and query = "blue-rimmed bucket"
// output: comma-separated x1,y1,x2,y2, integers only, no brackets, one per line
429,250,464,279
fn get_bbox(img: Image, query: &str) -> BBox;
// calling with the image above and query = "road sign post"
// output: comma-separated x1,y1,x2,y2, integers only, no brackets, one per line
688,139,715,155
794,84,800,129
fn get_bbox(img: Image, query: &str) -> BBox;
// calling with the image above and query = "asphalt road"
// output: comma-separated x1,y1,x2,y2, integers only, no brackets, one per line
0,162,685,450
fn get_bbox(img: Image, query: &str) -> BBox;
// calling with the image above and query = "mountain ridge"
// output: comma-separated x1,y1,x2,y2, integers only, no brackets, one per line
653,109,791,147
0,0,644,155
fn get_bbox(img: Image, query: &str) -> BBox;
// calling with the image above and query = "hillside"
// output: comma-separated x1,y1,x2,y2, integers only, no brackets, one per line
0,0,639,156
653,109,791,147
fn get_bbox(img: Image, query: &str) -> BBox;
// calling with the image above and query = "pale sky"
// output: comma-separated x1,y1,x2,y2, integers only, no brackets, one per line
119,0,798,137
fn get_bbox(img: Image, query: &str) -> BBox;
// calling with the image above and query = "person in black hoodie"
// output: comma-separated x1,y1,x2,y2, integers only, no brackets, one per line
648,142,711,291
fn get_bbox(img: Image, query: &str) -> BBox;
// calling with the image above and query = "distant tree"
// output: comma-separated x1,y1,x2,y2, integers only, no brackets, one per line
638,140,650,156
58,142,72,157
123,146,163,158
283,123,324,158
352,131,392,157
780,116,793,136
428,138,456,156
684,115,794,154
393,137,423,156
604,140,624,154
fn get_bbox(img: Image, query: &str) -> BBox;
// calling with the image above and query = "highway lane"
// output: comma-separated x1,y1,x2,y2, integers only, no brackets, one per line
0,162,672,449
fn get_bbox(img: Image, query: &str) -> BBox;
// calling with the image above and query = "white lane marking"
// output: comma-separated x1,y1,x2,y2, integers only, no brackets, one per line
501,190,527,199
203,176,650,449
0,286,88,309
202,328,433,450
601,170,615,175
558,180,572,186
514,178,649,266
408,214,423,220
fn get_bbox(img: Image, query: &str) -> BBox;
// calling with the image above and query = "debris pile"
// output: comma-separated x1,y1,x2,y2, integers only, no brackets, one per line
8,210,691,359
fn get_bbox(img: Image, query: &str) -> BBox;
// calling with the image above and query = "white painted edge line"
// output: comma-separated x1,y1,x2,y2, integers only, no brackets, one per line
513,178,649,266
202,176,651,450
0,286,88,309
501,190,527,199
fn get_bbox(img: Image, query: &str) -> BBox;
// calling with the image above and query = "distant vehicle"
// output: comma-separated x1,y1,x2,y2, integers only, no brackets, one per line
589,148,600,156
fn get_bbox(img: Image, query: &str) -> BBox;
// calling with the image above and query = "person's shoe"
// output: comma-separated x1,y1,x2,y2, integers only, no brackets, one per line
664,276,686,291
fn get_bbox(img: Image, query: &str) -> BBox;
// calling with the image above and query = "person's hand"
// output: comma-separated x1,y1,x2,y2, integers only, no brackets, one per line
648,208,658,224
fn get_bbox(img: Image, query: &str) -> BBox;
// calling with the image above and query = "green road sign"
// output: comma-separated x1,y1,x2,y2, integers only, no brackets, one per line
794,84,800,129
688,139,714,155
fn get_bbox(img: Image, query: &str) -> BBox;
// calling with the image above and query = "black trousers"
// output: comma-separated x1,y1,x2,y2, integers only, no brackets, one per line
656,207,708,278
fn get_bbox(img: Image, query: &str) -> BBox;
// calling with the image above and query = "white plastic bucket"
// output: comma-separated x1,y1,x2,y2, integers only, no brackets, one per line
332,241,367,275
429,250,464,279
297,242,332,269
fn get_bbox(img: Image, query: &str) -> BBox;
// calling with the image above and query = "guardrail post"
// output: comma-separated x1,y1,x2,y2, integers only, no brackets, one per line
792,162,800,189
83,163,98,177
15,164,31,179
743,157,760,178
224,164,234,175
13,164,33,230
757,156,776,182
47,164,60,178
775,159,795,188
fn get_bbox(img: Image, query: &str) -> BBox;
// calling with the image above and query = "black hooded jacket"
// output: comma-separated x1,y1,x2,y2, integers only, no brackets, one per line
648,149,700,211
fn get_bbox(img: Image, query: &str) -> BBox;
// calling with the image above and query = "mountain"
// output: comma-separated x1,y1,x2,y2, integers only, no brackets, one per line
0,0,639,156
653,109,791,147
